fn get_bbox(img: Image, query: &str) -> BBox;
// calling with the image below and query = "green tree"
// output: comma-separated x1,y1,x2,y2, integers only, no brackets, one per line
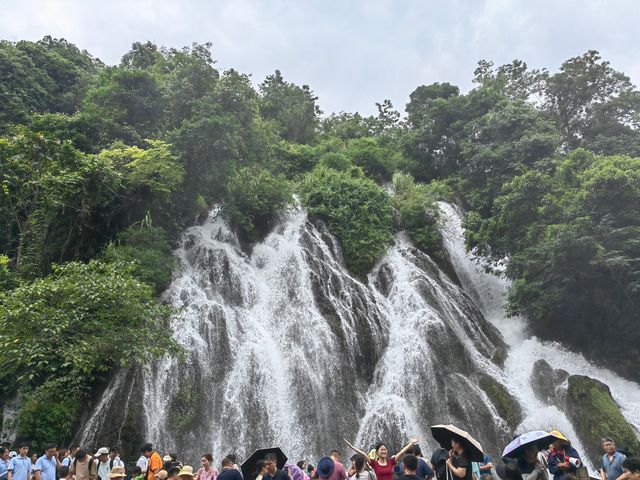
102,224,175,293
259,70,322,144
0,260,179,446
544,50,639,150
392,172,443,258
0,37,99,131
83,68,163,143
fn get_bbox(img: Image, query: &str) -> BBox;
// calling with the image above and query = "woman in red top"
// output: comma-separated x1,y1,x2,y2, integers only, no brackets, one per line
345,438,418,480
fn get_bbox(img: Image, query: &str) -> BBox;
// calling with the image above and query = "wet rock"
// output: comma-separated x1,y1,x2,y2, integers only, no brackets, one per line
479,374,523,431
72,367,146,460
530,359,569,406
566,375,640,462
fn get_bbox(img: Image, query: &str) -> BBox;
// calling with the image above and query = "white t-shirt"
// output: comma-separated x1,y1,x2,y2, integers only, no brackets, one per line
111,458,124,468
97,461,111,480
137,456,148,473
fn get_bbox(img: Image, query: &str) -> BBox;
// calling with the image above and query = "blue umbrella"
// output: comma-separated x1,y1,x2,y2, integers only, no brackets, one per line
502,431,557,459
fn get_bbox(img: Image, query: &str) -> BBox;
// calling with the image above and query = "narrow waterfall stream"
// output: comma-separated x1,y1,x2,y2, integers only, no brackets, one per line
76,203,639,469
439,202,640,471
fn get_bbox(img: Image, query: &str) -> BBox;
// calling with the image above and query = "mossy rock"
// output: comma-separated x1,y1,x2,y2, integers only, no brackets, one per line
566,375,640,463
491,347,508,368
479,374,523,431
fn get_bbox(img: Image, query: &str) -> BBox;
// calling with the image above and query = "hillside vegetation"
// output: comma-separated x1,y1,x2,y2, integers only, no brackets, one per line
1,38,639,447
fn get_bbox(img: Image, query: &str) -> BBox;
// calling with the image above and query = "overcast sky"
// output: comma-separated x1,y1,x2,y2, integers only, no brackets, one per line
2,0,639,116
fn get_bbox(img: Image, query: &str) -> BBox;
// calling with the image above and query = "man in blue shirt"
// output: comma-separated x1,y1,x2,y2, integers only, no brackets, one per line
35,445,57,480
478,455,493,480
600,438,626,480
8,444,31,480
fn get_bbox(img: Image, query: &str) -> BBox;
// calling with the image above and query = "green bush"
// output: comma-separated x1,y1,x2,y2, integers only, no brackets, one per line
392,172,444,258
0,255,18,292
346,137,400,182
223,167,291,242
17,379,80,451
0,260,179,394
102,225,175,293
299,166,393,276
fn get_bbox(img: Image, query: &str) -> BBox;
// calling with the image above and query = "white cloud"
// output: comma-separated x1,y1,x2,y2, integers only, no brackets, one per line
1,0,639,115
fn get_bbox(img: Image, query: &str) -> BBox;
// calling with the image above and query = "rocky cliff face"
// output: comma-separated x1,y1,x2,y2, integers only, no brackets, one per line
73,204,640,468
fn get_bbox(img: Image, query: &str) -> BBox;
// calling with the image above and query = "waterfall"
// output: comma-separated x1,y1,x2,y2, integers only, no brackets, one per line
133,204,511,462
77,202,639,469
438,202,640,470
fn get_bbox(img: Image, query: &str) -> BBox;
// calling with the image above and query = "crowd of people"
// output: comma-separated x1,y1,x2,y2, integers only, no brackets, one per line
0,432,638,480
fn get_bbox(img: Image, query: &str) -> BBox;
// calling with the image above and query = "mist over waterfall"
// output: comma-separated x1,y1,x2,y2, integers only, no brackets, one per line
77,203,640,466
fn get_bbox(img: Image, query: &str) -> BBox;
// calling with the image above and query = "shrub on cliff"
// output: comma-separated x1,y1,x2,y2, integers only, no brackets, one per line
223,167,292,243
299,165,393,277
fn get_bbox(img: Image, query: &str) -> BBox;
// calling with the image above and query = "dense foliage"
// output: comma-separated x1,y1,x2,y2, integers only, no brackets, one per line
300,166,393,276
1,34,639,447
403,52,640,380
0,260,178,449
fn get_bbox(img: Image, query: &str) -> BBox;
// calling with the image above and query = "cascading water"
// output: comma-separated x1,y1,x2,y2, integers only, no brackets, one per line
77,202,639,469
438,202,640,470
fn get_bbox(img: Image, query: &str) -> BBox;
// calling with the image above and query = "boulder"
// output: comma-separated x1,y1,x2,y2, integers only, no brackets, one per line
566,375,640,463
530,359,569,406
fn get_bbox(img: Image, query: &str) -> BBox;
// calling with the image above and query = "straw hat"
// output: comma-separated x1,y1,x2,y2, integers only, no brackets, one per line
108,466,126,478
155,471,168,480
178,466,195,478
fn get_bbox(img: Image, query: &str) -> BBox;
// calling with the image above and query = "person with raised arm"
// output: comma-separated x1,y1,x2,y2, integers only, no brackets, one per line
345,438,418,480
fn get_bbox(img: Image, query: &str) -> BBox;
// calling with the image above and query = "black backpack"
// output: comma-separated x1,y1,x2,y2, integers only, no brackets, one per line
430,448,449,480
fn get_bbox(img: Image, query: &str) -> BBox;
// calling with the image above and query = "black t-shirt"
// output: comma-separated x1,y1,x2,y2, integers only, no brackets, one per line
452,454,472,480
264,470,288,480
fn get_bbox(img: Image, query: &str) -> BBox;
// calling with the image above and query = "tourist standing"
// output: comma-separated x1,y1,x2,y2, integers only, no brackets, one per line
34,445,57,480
94,448,111,480
619,458,640,480
70,450,98,480
398,456,420,480
109,448,124,469
349,455,375,480
7,443,31,480
345,438,418,480
329,451,347,480
600,438,625,480
196,455,218,480
142,445,163,480
1,448,10,480
137,450,149,479
263,454,287,480
548,431,582,480
411,446,432,480
63,447,79,469
446,436,472,480
218,458,242,480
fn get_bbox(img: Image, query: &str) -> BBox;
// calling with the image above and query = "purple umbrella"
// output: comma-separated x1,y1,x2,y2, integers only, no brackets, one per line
502,431,557,459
